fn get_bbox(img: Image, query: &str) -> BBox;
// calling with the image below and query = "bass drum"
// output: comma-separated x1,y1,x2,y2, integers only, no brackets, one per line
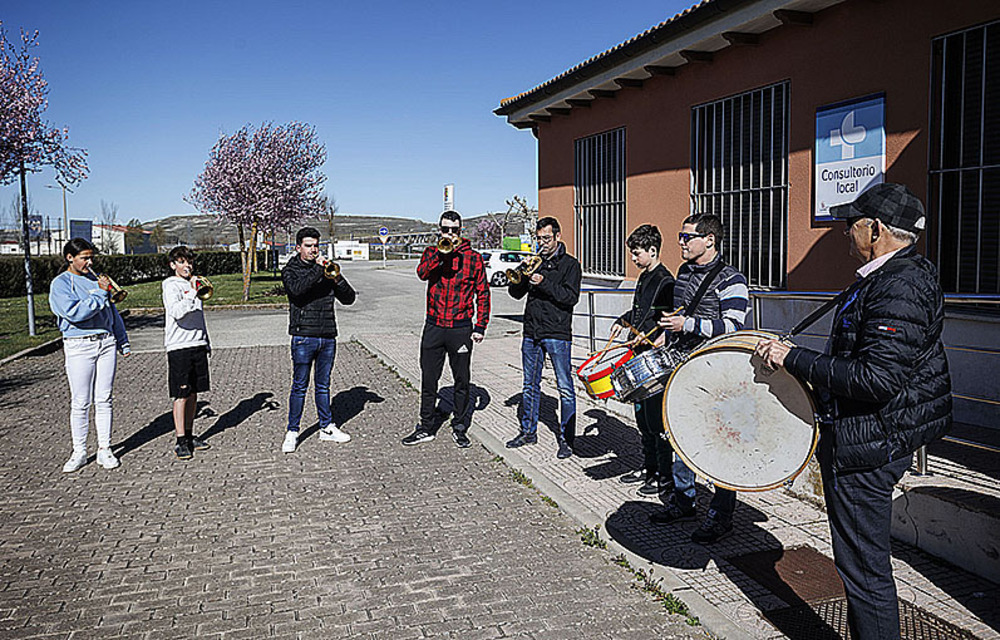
662,330,818,492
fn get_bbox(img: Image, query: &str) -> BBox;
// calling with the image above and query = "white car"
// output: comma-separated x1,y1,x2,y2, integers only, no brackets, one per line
481,250,534,287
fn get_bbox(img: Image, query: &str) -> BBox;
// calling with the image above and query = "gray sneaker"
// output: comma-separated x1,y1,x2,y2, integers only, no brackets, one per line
402,428,434,446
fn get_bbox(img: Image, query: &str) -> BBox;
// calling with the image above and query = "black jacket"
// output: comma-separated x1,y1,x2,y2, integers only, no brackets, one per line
282,256,357,338
509,243,582,341
784,246,952,473
617,264,674,353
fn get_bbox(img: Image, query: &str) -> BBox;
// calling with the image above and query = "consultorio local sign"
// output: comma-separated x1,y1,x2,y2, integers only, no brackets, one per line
814,94,885,221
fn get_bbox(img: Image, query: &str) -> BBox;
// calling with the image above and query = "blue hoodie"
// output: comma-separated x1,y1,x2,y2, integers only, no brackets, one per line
48,270,130,353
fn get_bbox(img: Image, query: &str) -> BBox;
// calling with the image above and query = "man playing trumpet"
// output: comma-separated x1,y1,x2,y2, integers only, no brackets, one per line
403,210,490,448
281,227,357,453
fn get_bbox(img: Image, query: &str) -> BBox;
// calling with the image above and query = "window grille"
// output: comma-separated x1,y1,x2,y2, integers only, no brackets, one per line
574,128,626,277
691,82,789,289
929,20,1000,295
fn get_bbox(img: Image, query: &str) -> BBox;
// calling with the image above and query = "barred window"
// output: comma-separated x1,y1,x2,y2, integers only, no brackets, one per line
691,82,789,289
574,128,626,277
929,20,1000,295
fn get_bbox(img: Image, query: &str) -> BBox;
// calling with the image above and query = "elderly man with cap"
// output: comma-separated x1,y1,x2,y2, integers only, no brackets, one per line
756,183,951,640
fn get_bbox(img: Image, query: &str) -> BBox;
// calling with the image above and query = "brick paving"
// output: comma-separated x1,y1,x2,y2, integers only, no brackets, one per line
0,343,703,639
357,330,1000,640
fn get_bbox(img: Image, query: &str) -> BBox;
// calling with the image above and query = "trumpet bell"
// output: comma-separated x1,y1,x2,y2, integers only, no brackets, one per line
505,268,523,285
437,236,454,254
323,261,341,280
194,276,214,301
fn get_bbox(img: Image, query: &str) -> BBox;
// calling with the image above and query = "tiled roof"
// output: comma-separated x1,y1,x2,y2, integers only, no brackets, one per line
496,0,742,115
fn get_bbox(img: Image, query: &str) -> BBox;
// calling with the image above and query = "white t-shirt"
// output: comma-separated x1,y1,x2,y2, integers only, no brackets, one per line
162,276,209,352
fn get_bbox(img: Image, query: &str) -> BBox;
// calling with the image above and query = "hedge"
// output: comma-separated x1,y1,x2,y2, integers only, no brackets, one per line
0,250,269,298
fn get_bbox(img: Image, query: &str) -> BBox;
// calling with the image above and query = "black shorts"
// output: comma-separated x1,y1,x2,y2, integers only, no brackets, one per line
167,345,210,399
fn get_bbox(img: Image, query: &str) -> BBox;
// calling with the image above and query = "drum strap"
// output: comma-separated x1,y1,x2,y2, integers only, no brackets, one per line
783,285,855,339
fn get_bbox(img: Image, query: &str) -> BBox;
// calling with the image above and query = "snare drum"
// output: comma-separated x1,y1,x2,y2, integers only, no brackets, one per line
611,347,684,403
576,346,633,400
662,330,818,492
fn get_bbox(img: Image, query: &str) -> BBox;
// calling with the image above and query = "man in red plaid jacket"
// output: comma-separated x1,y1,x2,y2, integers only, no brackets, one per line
402,210,490,448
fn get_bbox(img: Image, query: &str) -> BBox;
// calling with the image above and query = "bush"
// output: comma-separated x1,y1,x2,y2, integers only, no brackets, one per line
0,250,266,297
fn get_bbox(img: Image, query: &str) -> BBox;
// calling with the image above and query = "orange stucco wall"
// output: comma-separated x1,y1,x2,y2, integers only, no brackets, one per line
533,0,999,288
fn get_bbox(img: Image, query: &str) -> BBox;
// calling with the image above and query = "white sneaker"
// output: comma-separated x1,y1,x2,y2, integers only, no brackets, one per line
62,450,87,473
282,431,299,453
96,448,120,470
318,424,351,443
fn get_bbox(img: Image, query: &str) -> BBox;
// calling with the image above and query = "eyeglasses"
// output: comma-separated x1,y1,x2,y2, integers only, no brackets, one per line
440,225,461,233
535,234,554,242
678,232,707,243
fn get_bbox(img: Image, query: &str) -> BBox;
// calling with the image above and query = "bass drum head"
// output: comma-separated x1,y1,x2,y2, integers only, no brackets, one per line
663,338,817,492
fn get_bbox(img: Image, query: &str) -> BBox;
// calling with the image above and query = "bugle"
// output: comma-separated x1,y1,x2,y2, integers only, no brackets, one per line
437,236,455,254
97,273,128,304
193,276,214,301
506,254,543,285
321,260,341,280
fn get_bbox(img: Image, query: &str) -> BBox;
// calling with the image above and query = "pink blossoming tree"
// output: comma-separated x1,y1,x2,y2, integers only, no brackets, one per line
0,23,88,335
188,121,327,300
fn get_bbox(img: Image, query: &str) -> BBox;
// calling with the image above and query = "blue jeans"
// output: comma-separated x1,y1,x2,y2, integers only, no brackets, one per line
520,337,576,441
287,336,336,431
670,454,737,519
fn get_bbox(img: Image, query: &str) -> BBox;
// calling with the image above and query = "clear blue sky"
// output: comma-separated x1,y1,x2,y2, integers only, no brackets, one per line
3,0,693,225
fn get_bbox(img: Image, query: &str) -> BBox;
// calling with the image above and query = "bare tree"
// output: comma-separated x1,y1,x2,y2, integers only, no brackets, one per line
480,195,537,248
98,200,120,254
319,193,338,258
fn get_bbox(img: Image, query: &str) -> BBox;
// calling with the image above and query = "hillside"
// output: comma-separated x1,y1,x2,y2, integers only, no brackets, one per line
142,214,439,246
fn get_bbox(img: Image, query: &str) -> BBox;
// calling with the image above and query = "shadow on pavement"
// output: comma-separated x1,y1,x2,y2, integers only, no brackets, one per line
606,494,837,636
202,392,279,441
428,384,490,434
122,312,165,331
113,409,175,458
300,386,385,442
575,407,643,479
503,391,571,442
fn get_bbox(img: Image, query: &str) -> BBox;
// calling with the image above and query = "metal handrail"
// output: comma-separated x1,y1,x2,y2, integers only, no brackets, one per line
574,287,1000,476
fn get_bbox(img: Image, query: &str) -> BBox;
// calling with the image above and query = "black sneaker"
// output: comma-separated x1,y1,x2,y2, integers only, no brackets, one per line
636,477,661,496
619,469,650,485
401,428,435,446
191,436,210,451
691,514,733,544
556,438,572,459
505,432,537,448
452,431,471,448
649,500,697,525
174,440,193,460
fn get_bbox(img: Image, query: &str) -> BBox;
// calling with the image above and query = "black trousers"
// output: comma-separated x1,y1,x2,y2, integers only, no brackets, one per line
819,431,910,640
634,391,673,479
419,323,473,432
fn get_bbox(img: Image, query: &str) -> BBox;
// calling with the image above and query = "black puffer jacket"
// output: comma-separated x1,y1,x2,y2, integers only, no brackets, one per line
282,256,356,338
509,243,582,341
784,246,952,473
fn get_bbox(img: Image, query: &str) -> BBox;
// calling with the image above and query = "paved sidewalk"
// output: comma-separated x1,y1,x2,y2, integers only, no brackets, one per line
355,329,1000,640
0,343,703,640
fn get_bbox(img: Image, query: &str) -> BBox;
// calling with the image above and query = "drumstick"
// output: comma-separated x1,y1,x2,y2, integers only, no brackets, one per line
620,320,658,349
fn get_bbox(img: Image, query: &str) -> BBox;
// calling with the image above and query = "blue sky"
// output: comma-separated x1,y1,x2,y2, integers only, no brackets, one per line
3,0,693,224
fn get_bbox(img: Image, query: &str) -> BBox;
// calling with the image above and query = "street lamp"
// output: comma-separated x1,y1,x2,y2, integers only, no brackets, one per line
44,183,72,245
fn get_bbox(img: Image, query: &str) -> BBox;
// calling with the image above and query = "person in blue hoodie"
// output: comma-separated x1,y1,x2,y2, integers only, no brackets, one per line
49,238,131,473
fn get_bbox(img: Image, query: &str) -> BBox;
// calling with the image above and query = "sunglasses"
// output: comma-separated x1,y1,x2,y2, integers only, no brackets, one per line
678,232,707,243
440,225,461,233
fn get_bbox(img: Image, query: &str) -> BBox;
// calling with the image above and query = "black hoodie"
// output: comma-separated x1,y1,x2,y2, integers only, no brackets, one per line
282,256,356,338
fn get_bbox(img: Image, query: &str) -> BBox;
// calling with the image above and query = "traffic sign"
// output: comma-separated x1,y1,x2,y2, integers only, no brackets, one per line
378,226,389,237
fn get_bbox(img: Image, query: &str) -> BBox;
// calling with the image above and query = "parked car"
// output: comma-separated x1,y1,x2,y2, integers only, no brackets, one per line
481,250,534,287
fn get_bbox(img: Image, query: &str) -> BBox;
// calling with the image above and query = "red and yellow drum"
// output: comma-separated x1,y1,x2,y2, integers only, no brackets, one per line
577,346,633,400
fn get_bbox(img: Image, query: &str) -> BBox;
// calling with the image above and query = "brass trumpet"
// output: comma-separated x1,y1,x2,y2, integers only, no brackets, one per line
437,236,455,254
321,260,341,280
193,276,214,301
505,255,543,285
97,273,128,304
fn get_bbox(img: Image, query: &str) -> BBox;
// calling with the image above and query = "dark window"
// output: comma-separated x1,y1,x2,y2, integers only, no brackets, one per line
574,128,626,277
691,82,789,289
929,20,1000,295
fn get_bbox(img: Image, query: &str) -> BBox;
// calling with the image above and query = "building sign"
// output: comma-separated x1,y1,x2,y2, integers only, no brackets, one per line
443,184,454,211
814,94,885,221
69,219,93,242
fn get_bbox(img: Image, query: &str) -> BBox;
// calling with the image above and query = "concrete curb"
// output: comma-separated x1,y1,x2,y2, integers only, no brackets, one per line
354,334,754,640
123,302,288,315
0,337,63,368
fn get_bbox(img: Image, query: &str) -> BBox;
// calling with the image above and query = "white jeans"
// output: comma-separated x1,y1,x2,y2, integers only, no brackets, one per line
63,334,118,452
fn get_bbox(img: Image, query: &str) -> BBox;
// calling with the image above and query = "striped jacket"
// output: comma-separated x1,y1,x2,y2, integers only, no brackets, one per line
669,256,749,354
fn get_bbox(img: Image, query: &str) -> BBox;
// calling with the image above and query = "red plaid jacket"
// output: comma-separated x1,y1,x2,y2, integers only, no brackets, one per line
417,240,490,333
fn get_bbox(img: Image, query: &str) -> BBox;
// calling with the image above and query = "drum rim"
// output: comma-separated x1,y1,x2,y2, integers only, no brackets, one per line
577,346,633,382
661,335,819,492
